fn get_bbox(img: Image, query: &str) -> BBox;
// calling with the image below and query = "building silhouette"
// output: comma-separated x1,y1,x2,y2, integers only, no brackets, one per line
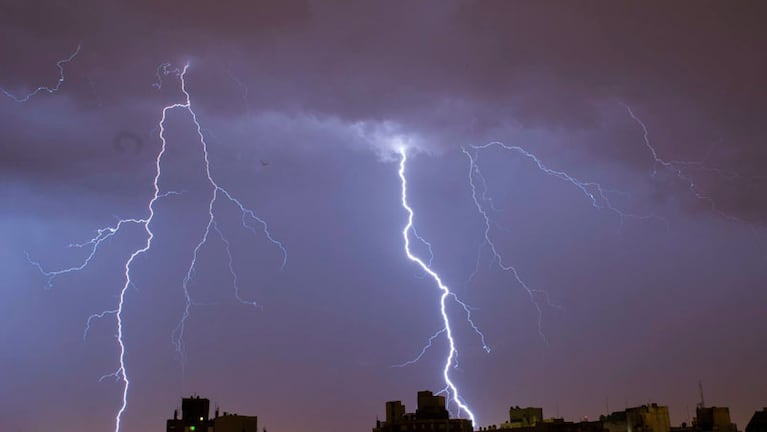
504,407,544,429
480,419,605,432
691,407,738,432
475,399,754,432
603,404,670,432
478,405,604,432
166,392,759,432
373,391,473,432
746,408,767,432
166,395,258,432
479,404,673,432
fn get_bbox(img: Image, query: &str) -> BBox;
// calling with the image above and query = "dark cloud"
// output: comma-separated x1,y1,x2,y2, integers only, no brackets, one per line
3,1,767,222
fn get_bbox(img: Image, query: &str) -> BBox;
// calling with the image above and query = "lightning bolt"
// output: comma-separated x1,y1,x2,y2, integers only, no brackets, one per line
393,105,750,420
397,147,477,425
108,104,171,432
26,63,286,432
27,201,177,432
1,44,81,102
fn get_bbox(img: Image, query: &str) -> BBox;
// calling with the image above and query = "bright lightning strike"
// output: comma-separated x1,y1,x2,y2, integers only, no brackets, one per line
27,63,286,432
108,108,171,432
1,44,81,102
397,147,477,425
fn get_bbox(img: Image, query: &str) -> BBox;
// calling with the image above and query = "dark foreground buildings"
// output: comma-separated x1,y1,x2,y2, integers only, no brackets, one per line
479,402,751,432
166,395,258,432
373,390,474,432
603,404,671,432
165,393,764,432
746,409,767,432
477,404,670,432
683,406,739,432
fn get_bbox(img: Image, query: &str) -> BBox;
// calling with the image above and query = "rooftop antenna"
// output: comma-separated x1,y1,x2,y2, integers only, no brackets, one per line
698,381,706,409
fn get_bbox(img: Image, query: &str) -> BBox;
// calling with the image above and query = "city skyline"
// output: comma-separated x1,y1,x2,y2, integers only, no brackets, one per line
163,391,766,432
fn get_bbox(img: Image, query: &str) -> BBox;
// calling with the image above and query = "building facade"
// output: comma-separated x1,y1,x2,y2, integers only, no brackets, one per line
746,408,767,432
504,407,544,429
603,404,670,432
166,395,258,432
693,407,738,432
373,391,473,432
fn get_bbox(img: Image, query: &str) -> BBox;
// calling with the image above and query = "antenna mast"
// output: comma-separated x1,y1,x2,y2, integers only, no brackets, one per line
697,380,705,409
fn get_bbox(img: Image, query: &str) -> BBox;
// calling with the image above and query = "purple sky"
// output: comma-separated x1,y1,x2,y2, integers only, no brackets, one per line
1,2,766,431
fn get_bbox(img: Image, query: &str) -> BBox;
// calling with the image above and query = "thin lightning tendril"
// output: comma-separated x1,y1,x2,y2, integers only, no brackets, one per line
411,227,435,267
449,292,491,354
213,221,261,309
468,142,659,225
155,64,287,366
26,191,181,289
83,309,118,341
397,147,477,425
391,328,446,368
462,139,668,343
621,103,746,224
462,147,563,343
2,44,81,102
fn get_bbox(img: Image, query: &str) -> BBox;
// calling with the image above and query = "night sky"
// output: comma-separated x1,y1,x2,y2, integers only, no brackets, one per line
1,2,766,431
